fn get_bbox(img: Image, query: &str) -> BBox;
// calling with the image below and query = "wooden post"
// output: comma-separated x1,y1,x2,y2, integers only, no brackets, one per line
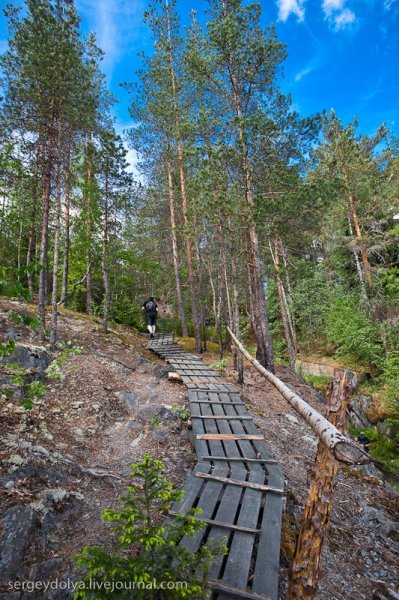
287,369,354,600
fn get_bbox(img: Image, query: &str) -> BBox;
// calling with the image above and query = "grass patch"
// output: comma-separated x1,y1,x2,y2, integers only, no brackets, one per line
349,426,399,476
302,373,331,394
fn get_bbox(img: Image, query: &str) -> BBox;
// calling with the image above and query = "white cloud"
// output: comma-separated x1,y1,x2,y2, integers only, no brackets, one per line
276,0,305,22
384,0,398,9
334,8,356,28
322,0,356,30
295,66,312,81
322,0,344,17
76,0,146,80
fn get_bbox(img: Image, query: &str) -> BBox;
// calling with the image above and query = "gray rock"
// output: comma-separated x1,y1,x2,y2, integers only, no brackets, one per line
137,404,173,423
5,328,22,341
1,343,51,371
0,506,38,580
348,394,373,429
114,391,138,411
154,429,168,443
285,413,299,425
153,364,170,379
28,557,64,580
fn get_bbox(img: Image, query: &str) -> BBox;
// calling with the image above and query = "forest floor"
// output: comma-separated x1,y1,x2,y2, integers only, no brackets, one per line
0,298,398,600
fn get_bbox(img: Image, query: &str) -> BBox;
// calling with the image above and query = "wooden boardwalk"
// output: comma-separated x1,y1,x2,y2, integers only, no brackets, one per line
149,333,285,600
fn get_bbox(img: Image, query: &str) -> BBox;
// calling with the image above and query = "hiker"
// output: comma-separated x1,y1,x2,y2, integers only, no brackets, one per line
142,296,158,339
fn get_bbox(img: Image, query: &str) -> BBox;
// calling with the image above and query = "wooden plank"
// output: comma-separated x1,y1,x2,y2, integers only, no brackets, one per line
190,399,244,406
209,580,273,600
220,405,268,595
180,401,230,556
200,456,278,464
207,400,249,583
196,434,264,441
191,415,252,421
169,512,260,534
195,472,285,495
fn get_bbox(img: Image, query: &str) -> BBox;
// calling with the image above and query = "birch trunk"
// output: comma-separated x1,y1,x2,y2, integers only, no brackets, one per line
227,327,368,464
228,218,244,384
272,237,296,370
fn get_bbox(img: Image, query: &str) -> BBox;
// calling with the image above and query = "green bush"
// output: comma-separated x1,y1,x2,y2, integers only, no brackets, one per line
74,456,226,599
112,293,143,329
325,294,383,369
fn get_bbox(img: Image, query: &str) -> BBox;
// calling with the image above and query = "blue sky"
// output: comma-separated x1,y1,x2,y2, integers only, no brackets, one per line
1,0,398,170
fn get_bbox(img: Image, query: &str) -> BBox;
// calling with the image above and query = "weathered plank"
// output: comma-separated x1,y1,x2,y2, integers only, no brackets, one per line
196,433,264,441
195,472,285,495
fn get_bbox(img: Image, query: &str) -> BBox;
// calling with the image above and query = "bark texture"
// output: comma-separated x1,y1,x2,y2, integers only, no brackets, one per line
288,369,355,600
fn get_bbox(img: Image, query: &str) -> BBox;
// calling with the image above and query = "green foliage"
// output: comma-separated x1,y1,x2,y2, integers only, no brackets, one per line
74,455,226,599
377,267,399,300
46,341,83,380
209,358,227,370
325,294,383,369
149,416,161,429
112,292,143,329
350,426,399,475
19,380,46,410
291,264,330,351
302,373,331,393
171,405,190,421
381,351,399,409
0,340,16,359
0,267,31,300
9,311,42,330
7,363,27,387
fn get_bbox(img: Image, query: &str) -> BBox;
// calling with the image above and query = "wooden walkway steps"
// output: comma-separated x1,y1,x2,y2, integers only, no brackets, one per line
148,333,285,600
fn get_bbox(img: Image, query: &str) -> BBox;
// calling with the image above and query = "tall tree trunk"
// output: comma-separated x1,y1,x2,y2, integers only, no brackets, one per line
272,237,296,370
343,171,372,287
38,95,55,334
165,2,201,352
347,217,368,301
165,148,187,336
61,126,72,308
279,239,298,352
26,149,40,297
86,132,94,315
288,370,354,600
228,217,244,384
50,106,63,349
227,56,274,371
101,158,110,333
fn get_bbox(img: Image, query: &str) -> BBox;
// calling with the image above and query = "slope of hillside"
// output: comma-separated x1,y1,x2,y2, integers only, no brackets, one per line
0,298,398,600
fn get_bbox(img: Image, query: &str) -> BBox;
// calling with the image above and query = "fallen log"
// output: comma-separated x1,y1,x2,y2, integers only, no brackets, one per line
227,327,368,465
